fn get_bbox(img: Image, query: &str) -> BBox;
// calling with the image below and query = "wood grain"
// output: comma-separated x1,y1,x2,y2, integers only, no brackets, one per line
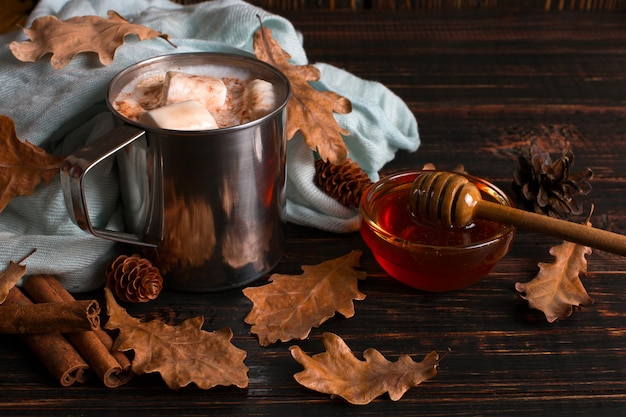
2,9,626,417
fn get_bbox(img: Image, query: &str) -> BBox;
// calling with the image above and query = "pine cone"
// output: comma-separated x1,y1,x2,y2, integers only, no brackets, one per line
315,158,373,208
512,140,592,220
106,254,163,303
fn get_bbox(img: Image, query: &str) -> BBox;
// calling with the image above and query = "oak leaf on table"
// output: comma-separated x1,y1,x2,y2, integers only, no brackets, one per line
0,115,62,213
253,22,352,165
243,250,366,346
9,10,174,69
290,332,439,405
515,223,594,322
103,287,248,390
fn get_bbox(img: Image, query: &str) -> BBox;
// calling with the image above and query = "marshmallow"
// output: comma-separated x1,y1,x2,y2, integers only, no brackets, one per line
240,79,277,123
162,71,227,113
138,100,219,130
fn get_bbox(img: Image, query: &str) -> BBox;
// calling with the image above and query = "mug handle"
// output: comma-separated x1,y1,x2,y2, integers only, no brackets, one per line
60,125,158,248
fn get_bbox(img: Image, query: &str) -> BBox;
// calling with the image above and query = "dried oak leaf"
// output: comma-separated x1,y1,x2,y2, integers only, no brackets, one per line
0,249,36,304
515,221,594,322
243,250,366,346
103,287,248,390
0,115,63,212
253,22,352,165
9,10,174,69
290,332,439,405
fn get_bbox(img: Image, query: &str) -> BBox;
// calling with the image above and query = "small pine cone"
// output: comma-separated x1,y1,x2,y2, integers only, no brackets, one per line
512,140,592,220
106,254,163,303
314,158,373,208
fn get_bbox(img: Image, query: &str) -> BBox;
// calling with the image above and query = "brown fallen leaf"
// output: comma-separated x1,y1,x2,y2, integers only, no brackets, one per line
243,250,366,346
0,249,36,304
9,10,174,69
103,287,248,390
253,21,352,165
0,115,63,212
290,332,439,405
515,220,594,322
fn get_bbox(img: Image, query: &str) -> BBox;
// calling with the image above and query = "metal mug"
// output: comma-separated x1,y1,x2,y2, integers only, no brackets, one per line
60,53,291,291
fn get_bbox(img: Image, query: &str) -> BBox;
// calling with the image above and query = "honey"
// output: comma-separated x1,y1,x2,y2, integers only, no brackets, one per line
360,171,514,292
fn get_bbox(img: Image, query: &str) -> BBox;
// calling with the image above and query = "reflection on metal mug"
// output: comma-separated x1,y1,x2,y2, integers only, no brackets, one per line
60,53,291,291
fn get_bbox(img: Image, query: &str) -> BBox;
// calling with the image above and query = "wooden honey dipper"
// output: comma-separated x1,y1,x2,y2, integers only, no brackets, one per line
409,171,626,256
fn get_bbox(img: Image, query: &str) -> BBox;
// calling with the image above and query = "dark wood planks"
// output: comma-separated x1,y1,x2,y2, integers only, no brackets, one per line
2,9,626,417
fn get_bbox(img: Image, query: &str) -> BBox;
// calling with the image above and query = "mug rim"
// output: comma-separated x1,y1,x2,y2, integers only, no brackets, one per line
106,52,292,135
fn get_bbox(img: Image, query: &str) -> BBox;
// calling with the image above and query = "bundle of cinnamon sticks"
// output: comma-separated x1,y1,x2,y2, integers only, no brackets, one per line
1,274,133,387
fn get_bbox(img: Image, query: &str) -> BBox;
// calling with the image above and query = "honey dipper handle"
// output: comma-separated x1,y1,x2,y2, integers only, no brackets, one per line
475,200,626,256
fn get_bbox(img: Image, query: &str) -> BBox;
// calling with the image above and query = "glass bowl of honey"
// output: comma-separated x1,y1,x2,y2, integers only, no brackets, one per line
360,170,515,292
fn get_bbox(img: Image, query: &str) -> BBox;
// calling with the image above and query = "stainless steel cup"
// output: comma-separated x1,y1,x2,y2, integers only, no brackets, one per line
60,53,291,291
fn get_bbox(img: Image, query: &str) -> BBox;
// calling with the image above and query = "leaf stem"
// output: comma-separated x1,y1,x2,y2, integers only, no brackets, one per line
17,248,37,265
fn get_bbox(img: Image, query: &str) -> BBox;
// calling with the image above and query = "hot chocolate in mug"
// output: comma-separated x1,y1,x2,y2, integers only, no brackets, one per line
61,52,291,291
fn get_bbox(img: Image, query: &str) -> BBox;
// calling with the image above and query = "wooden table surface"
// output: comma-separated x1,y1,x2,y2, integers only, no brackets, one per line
2,7,626,417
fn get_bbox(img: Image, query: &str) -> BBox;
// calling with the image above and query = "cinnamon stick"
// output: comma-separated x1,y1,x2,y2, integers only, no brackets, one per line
23,275,133,388
3,287,90,386
0,300,100,334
